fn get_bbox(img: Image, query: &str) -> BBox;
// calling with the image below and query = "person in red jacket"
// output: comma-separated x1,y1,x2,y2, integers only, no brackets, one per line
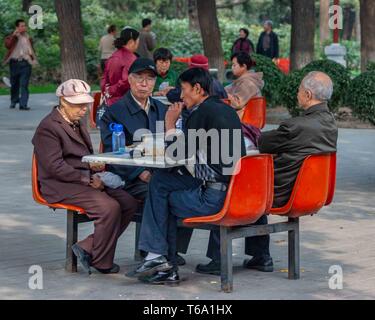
231,28,255,56
101,27,139,106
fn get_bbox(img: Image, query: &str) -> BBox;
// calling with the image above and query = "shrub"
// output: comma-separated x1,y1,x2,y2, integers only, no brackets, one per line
279,69,305,116
346,71,375,125
367,62,375,72
251,53,286,108
280,59,351,116
170,61,188,76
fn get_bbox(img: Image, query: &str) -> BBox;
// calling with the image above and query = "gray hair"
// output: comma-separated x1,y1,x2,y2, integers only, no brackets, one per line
301,71,333,102
264,20,273,28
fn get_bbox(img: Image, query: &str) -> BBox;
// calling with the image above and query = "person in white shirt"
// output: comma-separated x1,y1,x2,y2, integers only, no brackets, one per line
98,24,117,73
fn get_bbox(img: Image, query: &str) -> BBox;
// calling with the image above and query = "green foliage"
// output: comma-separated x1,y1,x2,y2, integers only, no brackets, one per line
279,70,305,116
342,40,361,75
154,19,203,57
346,71,375,125
280,60,351,116
251,53,286,108
367,62,375,72
170,61,187,76
304,60,351,111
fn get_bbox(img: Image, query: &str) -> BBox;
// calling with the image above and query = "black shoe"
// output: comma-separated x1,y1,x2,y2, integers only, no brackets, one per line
125,256,173,278
176,253,186,266
196,260,221,276
71,244,92,275
140,269,180,285
94,263,120,274
19,106,30,110
9,104,16,109
243,255,274,272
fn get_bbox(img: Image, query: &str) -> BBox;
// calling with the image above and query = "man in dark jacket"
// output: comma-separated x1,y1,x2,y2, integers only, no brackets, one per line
100,58,193,264
256,20,279,59
197,71,338,275
126,67,246,285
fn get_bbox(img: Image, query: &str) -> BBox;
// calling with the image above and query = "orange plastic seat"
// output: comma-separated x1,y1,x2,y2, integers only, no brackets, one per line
183,154,274,227
89,91,102,129
325,153,337,206
173,57,191,64
32,153,86,214
270,153,336,218
241,97,266,129
274,58,290,74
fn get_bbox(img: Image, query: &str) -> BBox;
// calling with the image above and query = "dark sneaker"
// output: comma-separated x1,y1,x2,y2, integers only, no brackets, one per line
195,260,221,276
94,263,120,274
19,106,31,110
9,104,16,109
72,244,92,275
243,255,274,272
125,256,173,278
140,269,180,286
176,253,186,266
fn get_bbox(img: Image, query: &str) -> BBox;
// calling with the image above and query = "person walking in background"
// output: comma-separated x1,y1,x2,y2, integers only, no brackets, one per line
101,27,139,106
256,20,279,60
98,24,117,73
3,19,37,111
136,18,156,60
231,28,255,55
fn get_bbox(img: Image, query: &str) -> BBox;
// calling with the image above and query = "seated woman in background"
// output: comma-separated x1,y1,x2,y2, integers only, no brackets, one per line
225,51,264,119
225,52,264,151
153,47,178,96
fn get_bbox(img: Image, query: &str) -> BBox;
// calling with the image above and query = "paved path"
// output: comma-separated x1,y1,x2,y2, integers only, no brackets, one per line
0,94,374,300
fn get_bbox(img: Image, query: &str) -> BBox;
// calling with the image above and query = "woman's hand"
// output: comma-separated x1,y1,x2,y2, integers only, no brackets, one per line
90,175,105,190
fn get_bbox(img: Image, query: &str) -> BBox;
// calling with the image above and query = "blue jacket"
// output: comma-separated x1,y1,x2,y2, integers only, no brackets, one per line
100,91,167,182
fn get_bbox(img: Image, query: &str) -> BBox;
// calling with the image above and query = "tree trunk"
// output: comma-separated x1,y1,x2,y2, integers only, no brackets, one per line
343,6,356,41
175,0,185,19
188,0,200,31
54,0,87,81
354,7,361,42
319,0,330,45
290,0,316,70
360,0,375,71
22,0,32,11
196,0,225,81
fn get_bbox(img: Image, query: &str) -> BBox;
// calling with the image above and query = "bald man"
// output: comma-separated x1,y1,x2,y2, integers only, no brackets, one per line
197,71,338,276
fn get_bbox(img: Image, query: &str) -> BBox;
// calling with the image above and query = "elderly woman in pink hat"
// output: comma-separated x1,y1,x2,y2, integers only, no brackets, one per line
32,79,138,275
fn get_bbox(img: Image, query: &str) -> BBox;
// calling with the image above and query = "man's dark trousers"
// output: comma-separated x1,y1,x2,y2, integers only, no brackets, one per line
124,178,194,255
138,169,227,267
9,59,32,108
